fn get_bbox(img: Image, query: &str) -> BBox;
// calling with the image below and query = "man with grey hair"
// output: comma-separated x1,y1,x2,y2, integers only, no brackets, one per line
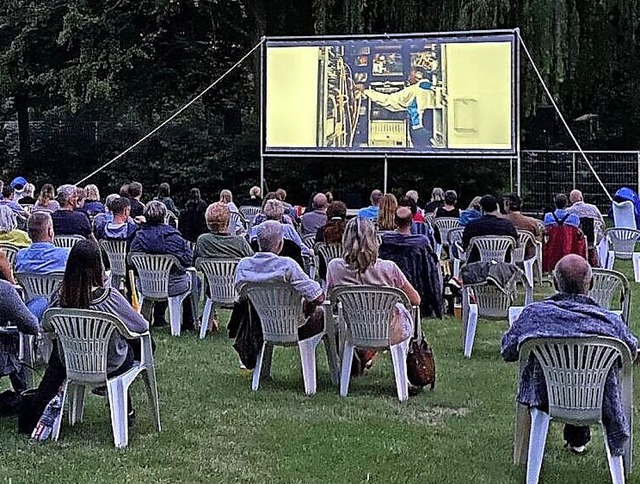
301,193,328,236
234,220,325,347
358,189,383,220
50,184,92,238
502,254,638,456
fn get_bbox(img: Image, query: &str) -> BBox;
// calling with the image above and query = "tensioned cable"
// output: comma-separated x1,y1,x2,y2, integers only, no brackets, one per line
75,38,264,185
517,31,612,201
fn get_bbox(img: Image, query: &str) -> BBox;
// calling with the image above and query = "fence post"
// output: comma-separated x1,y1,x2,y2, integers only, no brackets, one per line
572,152,576,188
510,158,514,193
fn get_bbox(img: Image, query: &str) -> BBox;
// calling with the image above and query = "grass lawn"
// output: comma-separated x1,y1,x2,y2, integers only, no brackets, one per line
1,261,638,483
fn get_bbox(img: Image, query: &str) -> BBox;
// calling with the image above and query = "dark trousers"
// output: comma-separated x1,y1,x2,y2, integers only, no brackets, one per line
564,424,591,447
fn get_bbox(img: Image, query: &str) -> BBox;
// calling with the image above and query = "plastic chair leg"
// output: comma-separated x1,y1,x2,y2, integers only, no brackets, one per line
167,295,185,337
526,408,550,484
632,253,640,283
463,304,478,358
513,403,531,465
597,238,609,269
524,260,535,289
69,384,86,425
339,342,355,397
252,343,267,391
200,298,213,340
453,259,461,278
298,334,322,396
603,427,626,484
322,334,340,386
142,369,161,432
52,380,69,441
106,378,129,449
390,339,409,402
607,251,615,270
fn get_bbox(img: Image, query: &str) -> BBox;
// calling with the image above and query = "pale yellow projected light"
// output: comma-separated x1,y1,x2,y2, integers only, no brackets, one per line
266,47,320,147
445,42,513,149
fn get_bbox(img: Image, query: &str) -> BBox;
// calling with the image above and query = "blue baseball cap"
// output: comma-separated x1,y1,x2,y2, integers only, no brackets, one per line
10,176,27,189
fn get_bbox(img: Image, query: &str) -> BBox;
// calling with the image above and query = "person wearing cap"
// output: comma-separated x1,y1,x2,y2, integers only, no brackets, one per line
10,176,27,202
50,184,92,238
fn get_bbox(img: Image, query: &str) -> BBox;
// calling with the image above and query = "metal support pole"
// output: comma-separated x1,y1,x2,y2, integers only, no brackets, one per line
260,154,265,196
572,152,576,188
516,153,522,196
509,158,514,193
383,154,388,193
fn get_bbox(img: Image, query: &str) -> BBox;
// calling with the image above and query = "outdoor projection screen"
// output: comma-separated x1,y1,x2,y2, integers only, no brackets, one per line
262,30,518,157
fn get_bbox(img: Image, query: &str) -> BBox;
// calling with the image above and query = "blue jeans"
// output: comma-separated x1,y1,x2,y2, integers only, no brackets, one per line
27,297,49,322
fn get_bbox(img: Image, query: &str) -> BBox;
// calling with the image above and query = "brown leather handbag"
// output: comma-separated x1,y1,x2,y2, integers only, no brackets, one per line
406,335,436,388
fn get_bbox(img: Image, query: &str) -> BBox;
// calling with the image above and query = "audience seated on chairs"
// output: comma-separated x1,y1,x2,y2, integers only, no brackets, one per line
179,188,207,243
462,194,518,263
154,182,180,217
434,190,460,218
34,240,148,428
376,193,398,231
33,183,60,213
301,193,328,236
567,189,605,240
357,189,383,220
0,205,31,247
250,199,310,265
326,217,420,370
459,196,483,226
502,193,542,259
94,197,139,245
424,187,445,214
252,192,295,227
51,185,92,238
194,202,253,260
398,196,433,240
405,190,425,219
231,220,325,368
83,184,105,217
501,254,637,456
543,193,581,229
275,188,299,223
128,182,146,219
18,183,36,206
0,185,28,218
93,193,121,235
0,279,40,393
379,207,442,318
130,200,197,330
16,212,70,274
246,186,262,207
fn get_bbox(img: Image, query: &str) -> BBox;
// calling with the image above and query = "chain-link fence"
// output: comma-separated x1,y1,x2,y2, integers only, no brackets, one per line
520,150,640,214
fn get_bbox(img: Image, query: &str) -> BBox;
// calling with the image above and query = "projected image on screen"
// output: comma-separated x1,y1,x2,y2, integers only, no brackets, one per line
264,32,516,156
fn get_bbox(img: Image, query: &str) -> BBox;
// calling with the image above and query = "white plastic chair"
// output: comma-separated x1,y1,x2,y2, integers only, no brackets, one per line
239,205,261,228
99,239,128,291
462,266,532,358
328,285,414,402
43,308,160,449
195,258,238,340
612,200,637,229
513,337,634,483
15,271,65,301
242,282,339,395
513,231,539,288
164,211,179,229
432,217,461,258
53,235,85,249
128,253,192,337
228,211,247,236
0,243,19,270
604,228,640,282
468,235,516,263
589,269,631,324
314,242,342,288
447,227,466,277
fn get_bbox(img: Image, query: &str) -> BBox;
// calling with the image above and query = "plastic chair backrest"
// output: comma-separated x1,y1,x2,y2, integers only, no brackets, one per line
128,253,178,299
195,258,238,305
513,231,535,263
433,217,461,245
164,212,179,229
424,213,434,228
589,268,630,324
518,337,633,424
468,235,516,263
228,211,247,236
15,272,64,301
43,308,135,385
0,243,19,269
330,285,410,348
99,239,128,278
314,242,342,270
606,227,640,259
612,200,637,229
447,227,464,246
53,235,85,249
465,280,515,319
242,282,305,345
302,234,316,251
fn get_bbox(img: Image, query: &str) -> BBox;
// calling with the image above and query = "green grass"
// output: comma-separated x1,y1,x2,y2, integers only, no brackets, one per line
1,260,639,483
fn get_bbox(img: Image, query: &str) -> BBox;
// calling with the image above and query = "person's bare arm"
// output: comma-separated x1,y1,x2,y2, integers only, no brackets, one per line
401,280,421,306
0,252,14,284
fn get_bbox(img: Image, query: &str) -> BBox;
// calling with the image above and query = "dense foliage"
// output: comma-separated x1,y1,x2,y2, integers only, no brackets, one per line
1,0,639,206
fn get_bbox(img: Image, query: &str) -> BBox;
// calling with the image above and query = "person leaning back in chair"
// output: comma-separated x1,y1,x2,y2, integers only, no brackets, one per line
501,254,638,456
